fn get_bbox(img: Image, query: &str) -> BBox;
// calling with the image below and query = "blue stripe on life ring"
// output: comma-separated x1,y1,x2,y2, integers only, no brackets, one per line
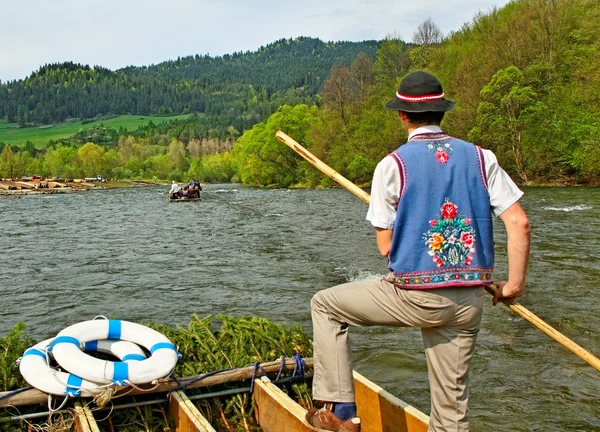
65,374,83,396
84,340,99,351
108,320,122,340
23,348,47,359
49,336,79,351
150,342,176,354
113,362,129,385
121,353,145,362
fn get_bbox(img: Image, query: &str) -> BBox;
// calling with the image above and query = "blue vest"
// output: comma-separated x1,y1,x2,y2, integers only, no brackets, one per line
386,133,494,289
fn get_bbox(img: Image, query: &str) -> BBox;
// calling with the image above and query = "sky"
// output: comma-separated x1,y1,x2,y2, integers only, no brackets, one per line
0,0,512,83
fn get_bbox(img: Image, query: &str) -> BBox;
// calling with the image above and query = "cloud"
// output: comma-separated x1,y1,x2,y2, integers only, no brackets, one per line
0,0,510,82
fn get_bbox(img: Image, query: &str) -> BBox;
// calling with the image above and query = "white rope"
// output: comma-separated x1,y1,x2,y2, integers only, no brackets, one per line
124,379,160,393
47,393,70,412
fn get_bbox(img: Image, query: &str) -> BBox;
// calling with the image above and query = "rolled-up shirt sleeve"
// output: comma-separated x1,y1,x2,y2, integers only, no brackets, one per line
366,156,400,229
483,149,524,216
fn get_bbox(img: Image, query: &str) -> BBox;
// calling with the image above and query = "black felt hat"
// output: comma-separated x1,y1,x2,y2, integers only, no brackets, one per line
385,71,455,112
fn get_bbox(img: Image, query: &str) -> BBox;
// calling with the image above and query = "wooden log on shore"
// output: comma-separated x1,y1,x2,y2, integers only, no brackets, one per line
14,182,35,189
0,182,17,190
0,357,313,408
47,181,67,188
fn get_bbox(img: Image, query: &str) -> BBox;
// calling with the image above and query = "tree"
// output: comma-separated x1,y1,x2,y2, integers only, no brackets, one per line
412,18,444,45
146,154,172,180
347,155,377,184
78,142,106,176
17,104,29,127
232,104,318,187
188,152,235,183
351,52,375,103
168,138,188,173
373,35,411,90
0,146,17,179
468,66,548,184
321,63,357,126
42,145,80,178
186,139,203,158
22,141,36,157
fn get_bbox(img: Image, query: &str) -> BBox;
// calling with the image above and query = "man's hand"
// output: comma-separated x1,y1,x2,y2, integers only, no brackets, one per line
492,281,525,306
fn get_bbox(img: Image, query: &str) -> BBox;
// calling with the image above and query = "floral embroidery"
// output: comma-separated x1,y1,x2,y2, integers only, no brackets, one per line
384,270,491,286
423,198,475,267
427,141,453,164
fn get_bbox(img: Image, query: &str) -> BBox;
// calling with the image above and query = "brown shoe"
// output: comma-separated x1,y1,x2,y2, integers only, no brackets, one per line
305,407,361,432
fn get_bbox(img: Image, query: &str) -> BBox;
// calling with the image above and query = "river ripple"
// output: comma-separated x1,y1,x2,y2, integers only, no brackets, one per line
1,185,599,431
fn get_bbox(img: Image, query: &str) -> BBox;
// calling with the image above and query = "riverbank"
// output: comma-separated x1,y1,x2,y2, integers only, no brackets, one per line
0,179,162,196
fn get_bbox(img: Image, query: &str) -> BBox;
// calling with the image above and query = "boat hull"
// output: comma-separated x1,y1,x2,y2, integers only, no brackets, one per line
253,372,429,432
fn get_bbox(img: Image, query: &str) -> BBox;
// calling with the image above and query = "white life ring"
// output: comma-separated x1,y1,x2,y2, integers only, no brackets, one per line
84,339,147,363
19,338,147,397
50,319,179,385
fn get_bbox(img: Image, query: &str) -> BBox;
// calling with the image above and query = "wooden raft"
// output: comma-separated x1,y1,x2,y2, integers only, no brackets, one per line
70,392,215,432
4,358,430,432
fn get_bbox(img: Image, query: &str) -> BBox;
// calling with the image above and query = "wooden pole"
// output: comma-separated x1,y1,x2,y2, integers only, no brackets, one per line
275,130,600,373
275,131,370,204
483,286,600,371
0,357,313,408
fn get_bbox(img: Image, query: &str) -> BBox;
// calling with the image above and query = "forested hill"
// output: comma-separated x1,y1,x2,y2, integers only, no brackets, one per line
124,37,378,92
0,37,379,131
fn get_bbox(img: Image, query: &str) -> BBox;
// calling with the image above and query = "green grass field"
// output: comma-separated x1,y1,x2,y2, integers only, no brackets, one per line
0,114,192,148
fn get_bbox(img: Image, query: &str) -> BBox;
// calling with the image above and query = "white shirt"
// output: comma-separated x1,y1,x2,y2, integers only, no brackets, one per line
170,183,179,193
366,126,524,230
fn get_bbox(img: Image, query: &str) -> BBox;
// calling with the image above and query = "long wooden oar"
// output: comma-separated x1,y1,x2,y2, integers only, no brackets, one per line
275,130,600,372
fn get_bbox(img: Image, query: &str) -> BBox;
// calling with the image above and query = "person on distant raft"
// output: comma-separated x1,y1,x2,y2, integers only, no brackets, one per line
188,179,201,198
306,71,531,432
169,181,180,199
181,185,190,198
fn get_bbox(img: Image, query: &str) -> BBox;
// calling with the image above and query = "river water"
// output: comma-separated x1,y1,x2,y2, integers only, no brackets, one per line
1,185,599,431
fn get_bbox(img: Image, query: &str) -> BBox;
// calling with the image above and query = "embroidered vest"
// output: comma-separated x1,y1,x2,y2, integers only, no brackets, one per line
386,133,494,289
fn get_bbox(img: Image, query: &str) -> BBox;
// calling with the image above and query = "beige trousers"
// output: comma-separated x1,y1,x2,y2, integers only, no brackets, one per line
310,278,485,432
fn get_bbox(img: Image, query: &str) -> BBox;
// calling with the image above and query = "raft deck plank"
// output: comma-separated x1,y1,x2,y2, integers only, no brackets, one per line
168,390,217,432
354,371,429,432
252,373,430,432
74,401,101,432
253,376,314,432
168,198,201,202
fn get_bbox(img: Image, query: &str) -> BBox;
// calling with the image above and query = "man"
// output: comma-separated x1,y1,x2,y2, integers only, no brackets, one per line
169,181,181,199
306,71,530,432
